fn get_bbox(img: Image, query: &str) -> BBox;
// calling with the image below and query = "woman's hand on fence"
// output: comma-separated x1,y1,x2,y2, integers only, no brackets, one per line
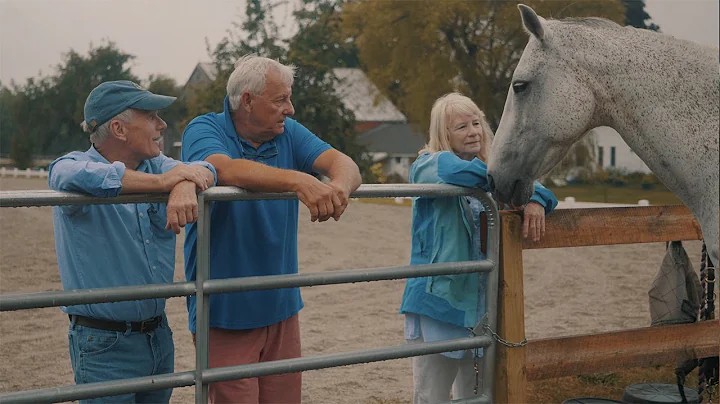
522,202,546,242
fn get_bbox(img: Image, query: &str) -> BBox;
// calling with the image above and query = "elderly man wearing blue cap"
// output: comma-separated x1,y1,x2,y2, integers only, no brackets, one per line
48,80,217,403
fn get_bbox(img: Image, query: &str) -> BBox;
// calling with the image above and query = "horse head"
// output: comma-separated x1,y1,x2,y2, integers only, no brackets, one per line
487,4,598,206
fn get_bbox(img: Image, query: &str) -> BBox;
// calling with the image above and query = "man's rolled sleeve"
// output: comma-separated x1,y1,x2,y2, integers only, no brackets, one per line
49,156,126,198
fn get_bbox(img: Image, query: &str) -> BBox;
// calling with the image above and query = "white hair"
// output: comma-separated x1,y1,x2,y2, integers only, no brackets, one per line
420,92,494,162
81,109,136,146
226,54,296,112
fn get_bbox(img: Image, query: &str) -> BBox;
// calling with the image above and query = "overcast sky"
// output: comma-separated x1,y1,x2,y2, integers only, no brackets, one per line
1,0,718,87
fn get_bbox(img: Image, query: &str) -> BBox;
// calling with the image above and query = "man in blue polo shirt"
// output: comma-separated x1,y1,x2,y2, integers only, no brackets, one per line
49,80,216,403
182,55,362,403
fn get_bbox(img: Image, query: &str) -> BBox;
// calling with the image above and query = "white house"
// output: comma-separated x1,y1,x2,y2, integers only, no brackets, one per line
332,68,422,181
588,126,652,173
356,122,426,181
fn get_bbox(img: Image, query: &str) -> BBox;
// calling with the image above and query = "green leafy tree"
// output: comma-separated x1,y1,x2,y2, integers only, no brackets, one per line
0,83,18,156
342,0,626,131
289,0,360,69
45,42,138,154
621,0,660,31
7,76,55,168
5,41,138,163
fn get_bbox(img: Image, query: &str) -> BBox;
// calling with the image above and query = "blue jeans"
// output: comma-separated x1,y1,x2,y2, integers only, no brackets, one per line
67,315,175,403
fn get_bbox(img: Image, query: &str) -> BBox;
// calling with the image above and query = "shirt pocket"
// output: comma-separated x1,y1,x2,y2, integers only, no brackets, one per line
148,203,174,240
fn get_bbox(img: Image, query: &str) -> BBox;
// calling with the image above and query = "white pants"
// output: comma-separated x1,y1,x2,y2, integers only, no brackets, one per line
409,339,484,404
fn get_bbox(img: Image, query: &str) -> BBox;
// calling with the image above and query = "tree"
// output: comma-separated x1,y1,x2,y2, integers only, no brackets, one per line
0,83,18,156
288,0,360,69
621,0,660,31
46,42,138,154
7,76,55,168
5,41,138,163
341,0,626,131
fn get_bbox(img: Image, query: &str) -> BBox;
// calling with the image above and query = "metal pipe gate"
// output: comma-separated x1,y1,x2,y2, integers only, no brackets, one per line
0,184,500,404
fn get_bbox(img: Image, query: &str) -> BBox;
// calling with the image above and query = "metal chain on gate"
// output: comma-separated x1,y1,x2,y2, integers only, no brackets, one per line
480,323,528,348
468,322,528,395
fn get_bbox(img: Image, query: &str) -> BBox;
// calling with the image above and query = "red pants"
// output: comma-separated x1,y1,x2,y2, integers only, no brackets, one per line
193,314,301,404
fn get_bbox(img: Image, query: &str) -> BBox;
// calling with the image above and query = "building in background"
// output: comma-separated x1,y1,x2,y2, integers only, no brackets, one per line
590,127,651,173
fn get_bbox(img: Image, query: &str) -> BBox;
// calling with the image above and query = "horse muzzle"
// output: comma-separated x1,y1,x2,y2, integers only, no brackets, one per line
487,173,533,206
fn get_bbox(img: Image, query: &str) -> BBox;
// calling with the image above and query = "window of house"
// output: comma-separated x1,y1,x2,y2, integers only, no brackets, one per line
598,147,604,167
395,157,401,164
610,147,616,167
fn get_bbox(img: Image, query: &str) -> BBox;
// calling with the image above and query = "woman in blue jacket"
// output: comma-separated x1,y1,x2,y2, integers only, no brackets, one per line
400,93,558,403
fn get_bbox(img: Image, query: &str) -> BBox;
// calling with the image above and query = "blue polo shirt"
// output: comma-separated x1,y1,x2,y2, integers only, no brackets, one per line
48,146,216,322
181,96,332,333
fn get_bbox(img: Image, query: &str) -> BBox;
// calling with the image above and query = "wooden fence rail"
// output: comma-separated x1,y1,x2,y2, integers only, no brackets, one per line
493,205,719,403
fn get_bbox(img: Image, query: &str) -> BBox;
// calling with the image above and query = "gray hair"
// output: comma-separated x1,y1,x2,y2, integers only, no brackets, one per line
81,109,136,146
227,54,296,111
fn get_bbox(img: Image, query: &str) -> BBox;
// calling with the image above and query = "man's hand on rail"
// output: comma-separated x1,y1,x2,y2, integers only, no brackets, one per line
166,181,199,234
292,172,341,223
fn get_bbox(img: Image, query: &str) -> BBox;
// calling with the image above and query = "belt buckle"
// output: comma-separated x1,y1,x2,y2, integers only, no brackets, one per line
139,319,154,333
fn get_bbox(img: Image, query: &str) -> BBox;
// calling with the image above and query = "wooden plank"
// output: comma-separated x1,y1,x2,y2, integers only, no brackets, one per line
516,205,702,250
525,320,720,381
493,213,528,403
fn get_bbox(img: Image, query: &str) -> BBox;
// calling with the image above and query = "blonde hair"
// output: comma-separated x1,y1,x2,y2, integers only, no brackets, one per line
419,92,493,161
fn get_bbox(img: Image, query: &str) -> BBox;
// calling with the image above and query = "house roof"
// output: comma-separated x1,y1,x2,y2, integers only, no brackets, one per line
198,62,217,81
357,122,426,155
332,68,406,123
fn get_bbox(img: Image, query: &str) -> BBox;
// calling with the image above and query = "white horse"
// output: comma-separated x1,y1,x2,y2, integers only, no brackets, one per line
487,4,719,266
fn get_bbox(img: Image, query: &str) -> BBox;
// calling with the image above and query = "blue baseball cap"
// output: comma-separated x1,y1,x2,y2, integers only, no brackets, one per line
83,80,176,132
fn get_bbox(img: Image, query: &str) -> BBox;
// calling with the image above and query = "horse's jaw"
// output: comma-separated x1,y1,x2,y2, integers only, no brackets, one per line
488,134,568,206
487,164,535,207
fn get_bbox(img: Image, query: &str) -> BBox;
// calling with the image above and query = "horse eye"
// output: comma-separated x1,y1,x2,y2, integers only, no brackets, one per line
512,81,529,94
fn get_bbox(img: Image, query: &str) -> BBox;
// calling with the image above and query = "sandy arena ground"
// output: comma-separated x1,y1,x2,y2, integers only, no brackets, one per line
0,177,709,403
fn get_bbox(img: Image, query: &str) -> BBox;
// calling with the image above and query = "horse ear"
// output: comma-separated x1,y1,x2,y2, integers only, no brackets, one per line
518,4,545,41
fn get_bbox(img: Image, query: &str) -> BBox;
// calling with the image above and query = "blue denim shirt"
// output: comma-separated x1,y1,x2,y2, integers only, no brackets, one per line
400,152,558,355
49,146,216,322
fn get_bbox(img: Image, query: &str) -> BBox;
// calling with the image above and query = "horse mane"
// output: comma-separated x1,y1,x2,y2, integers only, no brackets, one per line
556,17,622,30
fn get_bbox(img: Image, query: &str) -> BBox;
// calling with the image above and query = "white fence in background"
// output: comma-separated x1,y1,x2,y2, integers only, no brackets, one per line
0,167,49,179
390,195,651,207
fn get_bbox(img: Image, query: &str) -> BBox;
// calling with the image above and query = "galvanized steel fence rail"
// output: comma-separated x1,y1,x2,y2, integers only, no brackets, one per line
0,184,500,404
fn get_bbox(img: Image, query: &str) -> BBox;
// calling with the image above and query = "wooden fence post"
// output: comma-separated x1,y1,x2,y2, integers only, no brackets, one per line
494,212,528,403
